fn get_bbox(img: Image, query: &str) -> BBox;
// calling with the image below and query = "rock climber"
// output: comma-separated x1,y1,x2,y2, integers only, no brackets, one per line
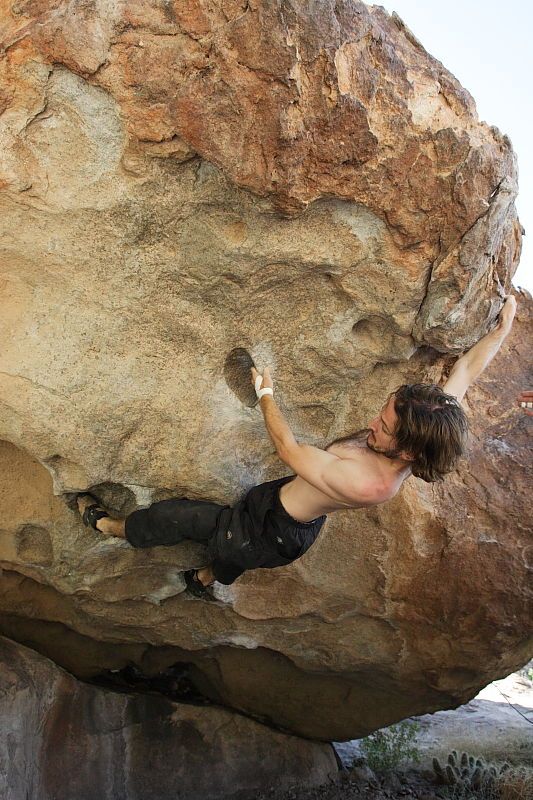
76,295,517,599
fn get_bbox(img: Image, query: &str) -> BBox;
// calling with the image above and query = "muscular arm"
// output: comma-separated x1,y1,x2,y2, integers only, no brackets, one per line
443,295,517,402
258,394,387,503
258,392,299,455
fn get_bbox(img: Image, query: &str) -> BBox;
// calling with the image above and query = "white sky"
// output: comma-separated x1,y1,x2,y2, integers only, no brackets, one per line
380,0,532,292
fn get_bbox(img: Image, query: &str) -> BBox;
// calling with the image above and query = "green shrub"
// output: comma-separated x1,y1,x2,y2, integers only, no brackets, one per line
360,719,421,772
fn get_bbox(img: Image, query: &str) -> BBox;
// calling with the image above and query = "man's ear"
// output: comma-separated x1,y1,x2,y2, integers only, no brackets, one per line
399,450,415,463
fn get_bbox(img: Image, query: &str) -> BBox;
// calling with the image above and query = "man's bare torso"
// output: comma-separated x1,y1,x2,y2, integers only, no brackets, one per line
279,432,406,522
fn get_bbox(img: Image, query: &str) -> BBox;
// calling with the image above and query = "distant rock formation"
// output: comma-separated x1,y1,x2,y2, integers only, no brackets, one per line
0,0,529,750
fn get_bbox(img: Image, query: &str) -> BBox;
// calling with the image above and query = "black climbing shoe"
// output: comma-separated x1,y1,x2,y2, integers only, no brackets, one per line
78,493,111,531
183,570,215,601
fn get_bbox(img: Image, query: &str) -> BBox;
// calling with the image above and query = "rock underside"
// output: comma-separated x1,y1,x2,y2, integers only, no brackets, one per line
0,0,531,768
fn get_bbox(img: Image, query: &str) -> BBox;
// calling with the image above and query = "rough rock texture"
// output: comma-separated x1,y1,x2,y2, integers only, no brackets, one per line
0,636,337,800
0,0,530,744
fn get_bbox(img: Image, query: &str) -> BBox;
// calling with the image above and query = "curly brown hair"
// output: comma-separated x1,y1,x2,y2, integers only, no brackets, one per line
392,383,469,482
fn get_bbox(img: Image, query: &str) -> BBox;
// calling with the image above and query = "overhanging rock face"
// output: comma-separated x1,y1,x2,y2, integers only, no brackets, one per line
0,0,530,742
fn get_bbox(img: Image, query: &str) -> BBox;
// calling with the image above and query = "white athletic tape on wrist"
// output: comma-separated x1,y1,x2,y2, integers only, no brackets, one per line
254,374,274,400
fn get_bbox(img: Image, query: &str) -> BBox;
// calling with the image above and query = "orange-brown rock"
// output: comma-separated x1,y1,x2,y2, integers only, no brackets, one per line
0,0,530,746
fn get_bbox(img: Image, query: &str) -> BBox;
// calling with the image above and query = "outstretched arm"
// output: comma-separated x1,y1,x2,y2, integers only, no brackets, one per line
443,295,517,402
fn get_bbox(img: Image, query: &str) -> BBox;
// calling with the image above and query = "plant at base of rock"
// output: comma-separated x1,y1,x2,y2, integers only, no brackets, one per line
433,750,505,791
497,767,533,800
432,751,533,800
359,719,421,772
439,769,533,800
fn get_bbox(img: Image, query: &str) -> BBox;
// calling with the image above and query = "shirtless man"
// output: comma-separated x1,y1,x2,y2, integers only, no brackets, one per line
77,296,517,598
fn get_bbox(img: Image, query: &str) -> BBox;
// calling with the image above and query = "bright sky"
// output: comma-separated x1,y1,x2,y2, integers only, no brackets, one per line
380,0,532,292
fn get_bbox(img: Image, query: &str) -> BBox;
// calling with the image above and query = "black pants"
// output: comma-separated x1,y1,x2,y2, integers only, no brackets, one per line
124,476,326,585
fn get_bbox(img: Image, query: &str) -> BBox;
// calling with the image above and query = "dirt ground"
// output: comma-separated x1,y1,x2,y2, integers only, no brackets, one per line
230,664,533,800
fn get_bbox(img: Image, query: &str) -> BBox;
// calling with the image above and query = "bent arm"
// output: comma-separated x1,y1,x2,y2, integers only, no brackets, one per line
257,393,334,489
443,296,516,402
280,442,388,503
258,395,385,502
258,393,299,455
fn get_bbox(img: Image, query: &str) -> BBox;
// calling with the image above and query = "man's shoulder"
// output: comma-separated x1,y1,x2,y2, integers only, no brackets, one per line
324,452,393,506
333,452,406,506
281,441,402,509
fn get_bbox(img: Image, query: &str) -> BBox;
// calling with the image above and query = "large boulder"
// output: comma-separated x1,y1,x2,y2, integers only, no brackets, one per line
0,0,530,742
0,636,337,799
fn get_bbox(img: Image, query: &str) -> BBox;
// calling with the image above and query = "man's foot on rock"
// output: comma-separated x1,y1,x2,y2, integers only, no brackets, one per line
77,493,111,533
183,570,215,601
